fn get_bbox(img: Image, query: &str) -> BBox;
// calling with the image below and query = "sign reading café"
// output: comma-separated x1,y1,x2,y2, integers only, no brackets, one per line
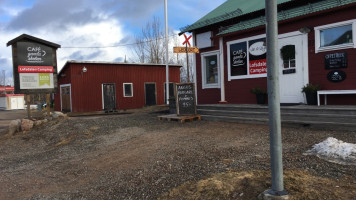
7,34,61,94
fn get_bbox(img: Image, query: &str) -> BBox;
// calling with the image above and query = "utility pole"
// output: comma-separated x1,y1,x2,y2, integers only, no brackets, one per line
164,0,169,104
264,0,289,198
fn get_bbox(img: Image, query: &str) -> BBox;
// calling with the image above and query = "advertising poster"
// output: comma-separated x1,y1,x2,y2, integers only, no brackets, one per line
18,66,54,89
230,41,247,76
248,38,267,75
16,42,55,90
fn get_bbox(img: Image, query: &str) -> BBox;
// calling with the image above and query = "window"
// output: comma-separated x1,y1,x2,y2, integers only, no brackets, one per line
196,31,212,48
227,34,267,80
315,19,356,53
201,51,220,89
123,83,133,97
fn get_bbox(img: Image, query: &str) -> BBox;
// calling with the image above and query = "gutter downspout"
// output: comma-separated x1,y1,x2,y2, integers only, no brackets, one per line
219,37,227,104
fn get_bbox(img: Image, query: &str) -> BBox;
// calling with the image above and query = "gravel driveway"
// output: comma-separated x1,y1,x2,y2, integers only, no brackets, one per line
0,107,355,199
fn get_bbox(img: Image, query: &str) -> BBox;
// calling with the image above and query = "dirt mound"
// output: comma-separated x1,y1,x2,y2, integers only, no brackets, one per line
159,170,356,200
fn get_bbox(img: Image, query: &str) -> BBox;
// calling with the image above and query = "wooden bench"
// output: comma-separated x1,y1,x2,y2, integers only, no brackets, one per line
317,90,356,106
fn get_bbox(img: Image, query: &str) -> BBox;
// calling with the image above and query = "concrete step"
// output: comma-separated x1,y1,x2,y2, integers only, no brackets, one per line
201,115,356,131
197,104,356,130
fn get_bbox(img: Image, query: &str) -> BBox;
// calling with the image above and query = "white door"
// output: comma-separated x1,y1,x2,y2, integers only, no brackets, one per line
279,35,306,103
10,97,18,109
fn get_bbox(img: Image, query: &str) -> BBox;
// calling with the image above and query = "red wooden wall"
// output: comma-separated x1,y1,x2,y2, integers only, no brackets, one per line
195,5,356,105
55,63,180,112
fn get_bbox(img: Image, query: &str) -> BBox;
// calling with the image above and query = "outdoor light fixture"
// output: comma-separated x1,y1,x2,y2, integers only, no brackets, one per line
82,66,87,73
299,27,311,34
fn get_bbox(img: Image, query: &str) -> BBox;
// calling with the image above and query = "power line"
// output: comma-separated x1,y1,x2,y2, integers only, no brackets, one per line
61,33,180,49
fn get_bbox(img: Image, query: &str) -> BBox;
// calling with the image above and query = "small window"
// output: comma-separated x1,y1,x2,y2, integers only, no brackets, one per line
315,19,356,53
196,31,212,48
123,83,133,97
201,51,220,89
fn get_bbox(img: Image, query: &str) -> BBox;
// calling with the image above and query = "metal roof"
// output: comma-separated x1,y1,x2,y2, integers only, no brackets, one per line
6,34,61,48
58,60,182,75
218,0,356,35
180,0,292,33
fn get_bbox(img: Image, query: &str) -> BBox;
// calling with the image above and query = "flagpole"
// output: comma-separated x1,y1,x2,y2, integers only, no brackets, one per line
164,0,169,104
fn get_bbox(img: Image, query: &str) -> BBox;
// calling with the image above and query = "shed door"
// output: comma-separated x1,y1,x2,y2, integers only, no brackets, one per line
279,35,305,103
103,83,116,111
10,97,23,109
145,83,156,106
61,86,71,112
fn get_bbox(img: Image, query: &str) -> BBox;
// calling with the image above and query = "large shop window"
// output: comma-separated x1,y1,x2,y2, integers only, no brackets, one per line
227,35,267,80
201,51,220,89
315,19,356,53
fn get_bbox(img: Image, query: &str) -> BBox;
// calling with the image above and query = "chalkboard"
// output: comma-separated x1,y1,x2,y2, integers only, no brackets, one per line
175,83,196,116
325,52,347,69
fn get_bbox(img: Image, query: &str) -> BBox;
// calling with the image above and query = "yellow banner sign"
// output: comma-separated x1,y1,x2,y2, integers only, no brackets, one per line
173,47,199,54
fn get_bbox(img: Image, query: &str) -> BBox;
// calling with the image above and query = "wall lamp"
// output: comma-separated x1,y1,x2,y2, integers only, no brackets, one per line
299,27,311,34
81,66,87,76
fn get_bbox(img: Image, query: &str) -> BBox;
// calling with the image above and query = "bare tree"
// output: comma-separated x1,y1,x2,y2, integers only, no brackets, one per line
130,17,195,82
131,16,169,64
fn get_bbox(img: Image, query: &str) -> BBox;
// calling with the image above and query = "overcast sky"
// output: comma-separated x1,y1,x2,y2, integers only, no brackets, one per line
0,0,225,84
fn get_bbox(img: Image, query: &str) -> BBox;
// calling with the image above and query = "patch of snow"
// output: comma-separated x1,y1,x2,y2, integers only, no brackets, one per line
304,137,356,165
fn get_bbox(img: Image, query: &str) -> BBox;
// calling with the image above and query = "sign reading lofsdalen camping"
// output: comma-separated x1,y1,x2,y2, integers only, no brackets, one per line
7,34,60,94
17,42,54,89
175,83,196,116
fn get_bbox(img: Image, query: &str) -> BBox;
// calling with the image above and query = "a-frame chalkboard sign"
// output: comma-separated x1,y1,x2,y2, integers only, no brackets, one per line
175,82,197,116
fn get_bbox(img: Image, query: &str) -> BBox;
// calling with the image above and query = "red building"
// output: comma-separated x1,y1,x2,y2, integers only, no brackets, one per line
54,61,181,112
181,0,356,105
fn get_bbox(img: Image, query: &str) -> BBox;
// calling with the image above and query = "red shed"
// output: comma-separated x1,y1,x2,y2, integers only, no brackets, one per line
54,61,181,112
181,0,356,105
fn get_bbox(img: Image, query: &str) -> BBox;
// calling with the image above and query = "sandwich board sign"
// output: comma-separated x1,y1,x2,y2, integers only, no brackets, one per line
7,34,61,94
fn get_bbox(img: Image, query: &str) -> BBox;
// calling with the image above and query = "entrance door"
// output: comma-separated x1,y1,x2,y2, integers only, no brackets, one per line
278,34,306,103
145,83,156,106
61,85,71,112
103,83,116,111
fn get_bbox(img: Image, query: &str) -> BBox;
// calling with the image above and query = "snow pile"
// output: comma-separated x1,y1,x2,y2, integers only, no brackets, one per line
304,137,356,165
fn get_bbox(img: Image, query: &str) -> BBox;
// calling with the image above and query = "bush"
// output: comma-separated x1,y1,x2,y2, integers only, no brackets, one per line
302,83,321,93
250,86,267,95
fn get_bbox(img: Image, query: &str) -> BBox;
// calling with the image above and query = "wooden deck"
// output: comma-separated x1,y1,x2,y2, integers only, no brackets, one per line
158,114,201,123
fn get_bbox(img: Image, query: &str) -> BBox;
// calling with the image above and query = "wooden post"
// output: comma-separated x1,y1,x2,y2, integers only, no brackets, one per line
46,93,51,116
26,94,31,119
185,43,190,82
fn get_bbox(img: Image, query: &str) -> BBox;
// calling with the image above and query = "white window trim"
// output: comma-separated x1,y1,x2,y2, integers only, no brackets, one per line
201,50,220,89
227,31,305,81
314,19,356,53
227,34,267,81
123,83,133,97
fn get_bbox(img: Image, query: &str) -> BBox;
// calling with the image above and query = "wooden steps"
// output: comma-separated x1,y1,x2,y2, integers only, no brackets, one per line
158,114,201,123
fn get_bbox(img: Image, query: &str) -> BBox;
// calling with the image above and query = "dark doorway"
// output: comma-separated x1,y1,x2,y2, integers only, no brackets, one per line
145,83,156,106
61,86,71,112
164,83,175,104
103,83,116,111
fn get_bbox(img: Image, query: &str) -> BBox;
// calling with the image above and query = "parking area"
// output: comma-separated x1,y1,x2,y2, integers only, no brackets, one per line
0,107,355,199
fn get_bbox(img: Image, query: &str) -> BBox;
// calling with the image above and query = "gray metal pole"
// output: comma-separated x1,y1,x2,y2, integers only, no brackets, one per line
265,0,286,195
164,0,169,104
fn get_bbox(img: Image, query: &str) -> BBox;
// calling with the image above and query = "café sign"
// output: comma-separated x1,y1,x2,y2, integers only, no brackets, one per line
7,34,60,94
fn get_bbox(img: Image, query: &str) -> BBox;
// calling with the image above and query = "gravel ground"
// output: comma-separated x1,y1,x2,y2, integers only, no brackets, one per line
0,107,355,199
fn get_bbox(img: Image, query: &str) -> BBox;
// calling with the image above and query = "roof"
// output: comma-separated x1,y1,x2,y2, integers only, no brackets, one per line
59,60,182,75
218,0,356,36
7,34,61,48
180,0,292,33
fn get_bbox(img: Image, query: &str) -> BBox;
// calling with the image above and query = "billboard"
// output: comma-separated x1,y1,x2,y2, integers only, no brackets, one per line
7,34,60,94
